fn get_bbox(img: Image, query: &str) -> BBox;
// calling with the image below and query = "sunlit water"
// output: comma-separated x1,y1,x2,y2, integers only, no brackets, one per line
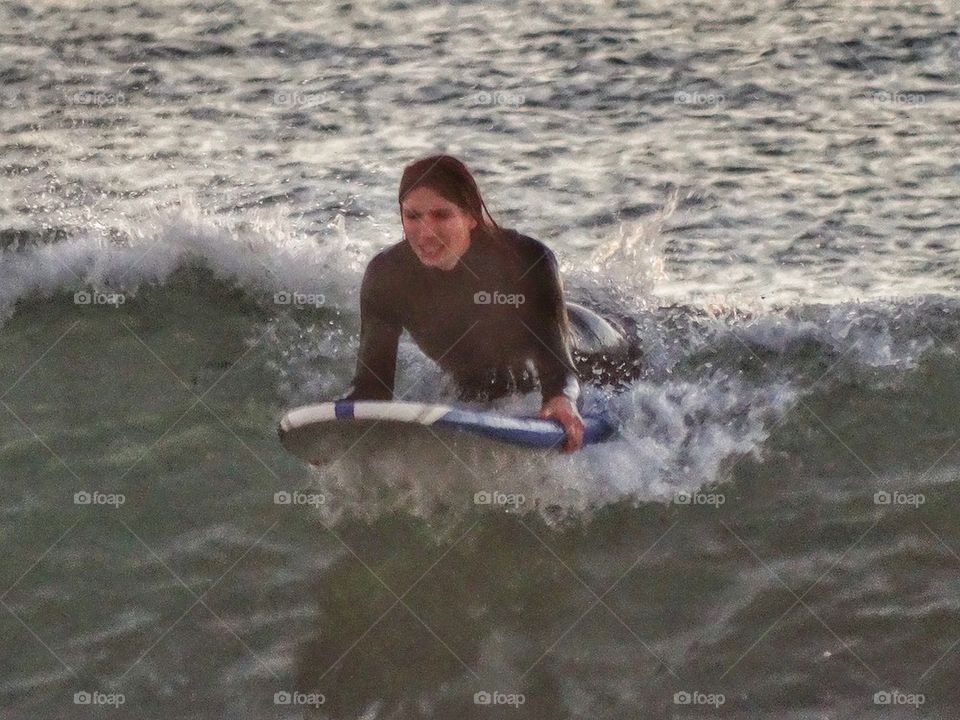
1,0,960,717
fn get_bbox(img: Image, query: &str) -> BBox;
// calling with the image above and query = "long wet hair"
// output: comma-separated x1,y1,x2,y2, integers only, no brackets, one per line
398,155,504,240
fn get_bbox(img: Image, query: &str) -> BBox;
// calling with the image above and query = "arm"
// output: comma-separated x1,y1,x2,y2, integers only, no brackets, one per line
525,245,584,451
342,256,402,401
526,246,580,407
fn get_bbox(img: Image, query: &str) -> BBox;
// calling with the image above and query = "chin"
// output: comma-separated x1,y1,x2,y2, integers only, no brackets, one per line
417,252,453,269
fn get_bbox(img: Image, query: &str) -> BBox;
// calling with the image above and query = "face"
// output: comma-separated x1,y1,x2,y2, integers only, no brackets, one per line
401,186,477,270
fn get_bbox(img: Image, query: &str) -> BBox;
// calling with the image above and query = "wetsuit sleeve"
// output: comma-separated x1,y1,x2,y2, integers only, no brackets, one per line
525,246,580,406
342,256,402,401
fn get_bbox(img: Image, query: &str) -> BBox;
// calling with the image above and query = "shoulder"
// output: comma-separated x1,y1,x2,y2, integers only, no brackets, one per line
363,240,415,281
360,240,416,303
500,228,559,274
369,239,415,270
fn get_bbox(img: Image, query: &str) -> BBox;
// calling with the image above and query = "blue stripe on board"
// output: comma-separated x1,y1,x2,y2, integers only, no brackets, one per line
435,409,615,448
334,401,354,420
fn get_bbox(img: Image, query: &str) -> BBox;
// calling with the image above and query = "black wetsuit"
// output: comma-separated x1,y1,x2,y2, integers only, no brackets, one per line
344,226,581,405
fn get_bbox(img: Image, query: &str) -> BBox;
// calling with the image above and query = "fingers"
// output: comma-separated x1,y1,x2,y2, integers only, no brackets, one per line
561,416,585,453
540,398,584,452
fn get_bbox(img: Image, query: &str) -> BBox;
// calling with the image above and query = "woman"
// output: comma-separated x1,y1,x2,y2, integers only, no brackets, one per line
343,155,593,451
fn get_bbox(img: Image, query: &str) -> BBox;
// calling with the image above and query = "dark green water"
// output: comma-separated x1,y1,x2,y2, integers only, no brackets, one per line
2,267,959,718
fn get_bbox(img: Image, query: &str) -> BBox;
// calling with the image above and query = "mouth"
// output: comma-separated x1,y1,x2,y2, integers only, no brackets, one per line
419,242,444,258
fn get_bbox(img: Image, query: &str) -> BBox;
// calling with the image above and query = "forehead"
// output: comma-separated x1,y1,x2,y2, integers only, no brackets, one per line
400,185,460,211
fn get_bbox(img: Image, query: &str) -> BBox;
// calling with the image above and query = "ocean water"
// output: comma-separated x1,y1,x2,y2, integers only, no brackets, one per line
2,0,960,718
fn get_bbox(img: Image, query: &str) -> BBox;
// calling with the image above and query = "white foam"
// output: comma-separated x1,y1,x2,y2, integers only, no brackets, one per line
295,372,797,523
563,194,680,313
725,303,938,371
0,198,375,325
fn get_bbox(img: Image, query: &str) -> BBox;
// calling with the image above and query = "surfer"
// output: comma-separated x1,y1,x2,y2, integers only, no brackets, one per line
343,155,634,452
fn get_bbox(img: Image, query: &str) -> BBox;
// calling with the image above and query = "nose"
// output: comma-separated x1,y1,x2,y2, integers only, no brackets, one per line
420,220,442,240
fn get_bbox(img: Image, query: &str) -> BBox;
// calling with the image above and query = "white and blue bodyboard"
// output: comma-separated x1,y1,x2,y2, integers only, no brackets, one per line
278,400,615,464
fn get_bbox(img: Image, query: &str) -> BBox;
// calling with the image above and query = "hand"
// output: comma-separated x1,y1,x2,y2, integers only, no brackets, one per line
539,396,585,453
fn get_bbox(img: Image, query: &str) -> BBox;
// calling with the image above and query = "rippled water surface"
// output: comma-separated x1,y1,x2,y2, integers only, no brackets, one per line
1,0,959,718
